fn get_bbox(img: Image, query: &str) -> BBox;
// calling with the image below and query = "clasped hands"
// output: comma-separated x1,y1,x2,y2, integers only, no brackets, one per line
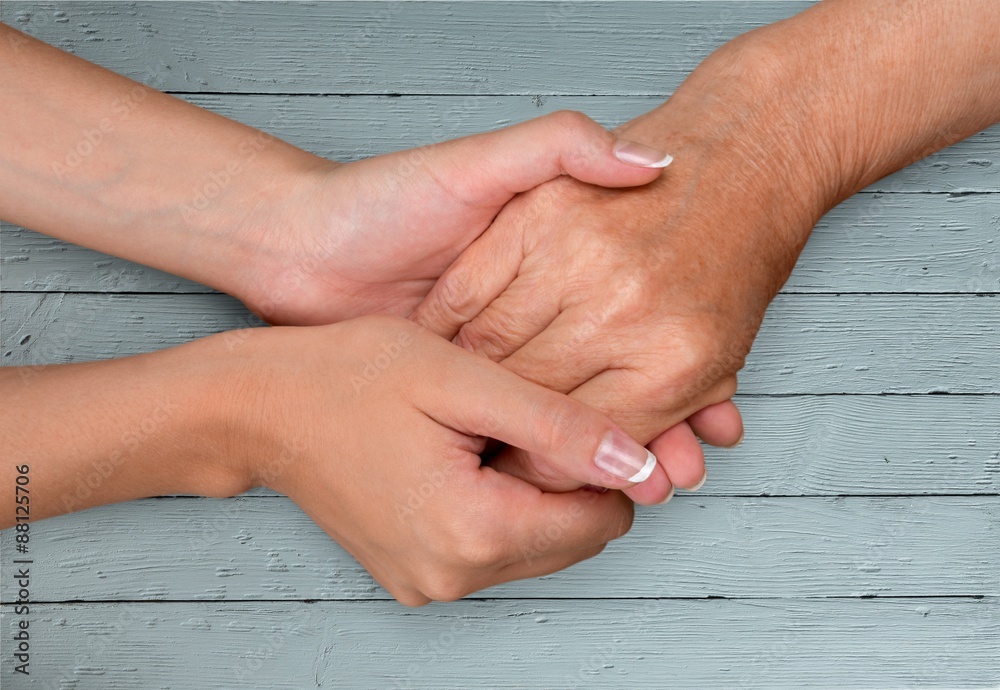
9,0,1000,608
215,111,749,605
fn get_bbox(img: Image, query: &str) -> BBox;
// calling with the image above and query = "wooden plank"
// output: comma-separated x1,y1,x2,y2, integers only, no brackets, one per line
3,496,997,601
3,599,998,688
225,394,995,497
187,95,1000,194
5,187,999,293
8,1,813,95
4,390,999,495
3,292,1000,394
709,395,1000,495
11,92,991,190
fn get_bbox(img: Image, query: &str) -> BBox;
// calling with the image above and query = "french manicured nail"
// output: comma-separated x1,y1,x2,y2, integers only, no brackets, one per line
594,429,657,483
689,472,707,492
612,139,674,168
659,484,675,505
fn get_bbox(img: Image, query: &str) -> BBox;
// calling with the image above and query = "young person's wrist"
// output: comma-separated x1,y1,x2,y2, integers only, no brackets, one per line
146,332,268,500
153,144,341,315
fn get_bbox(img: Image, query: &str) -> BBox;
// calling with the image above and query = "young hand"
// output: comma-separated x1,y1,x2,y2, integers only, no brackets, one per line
1,315,658,605
1,26,668,328
231,316,652,605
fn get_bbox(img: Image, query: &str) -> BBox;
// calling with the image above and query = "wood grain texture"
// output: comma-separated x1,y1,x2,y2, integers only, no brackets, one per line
3,496,997,601
217,394,993,498
3,93,999,295
4,599,999,689
2,92,996,196
5,187,999,293
8,1,813,95
2,2,1000,687
4,292,1000,394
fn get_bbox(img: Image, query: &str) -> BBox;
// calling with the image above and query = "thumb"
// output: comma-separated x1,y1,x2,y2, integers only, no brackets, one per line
430,110,672,204
431,352,658,491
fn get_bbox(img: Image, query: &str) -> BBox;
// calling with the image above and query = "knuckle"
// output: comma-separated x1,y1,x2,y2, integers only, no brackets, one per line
452,525,506,569
716,376,739,400
419,572,469,603
543,109,608,170
433,504,509,571
669,336,715,383
427,269,479,331
395,591,432,608
605,264,661,320
635,329,722,402
547,109,594,133
454,315,514,360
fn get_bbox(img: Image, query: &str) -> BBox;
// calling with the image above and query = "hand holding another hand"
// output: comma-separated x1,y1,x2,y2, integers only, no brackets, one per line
230,316,656,605
411,132,792,504
232,109,749,506
237,111,672,326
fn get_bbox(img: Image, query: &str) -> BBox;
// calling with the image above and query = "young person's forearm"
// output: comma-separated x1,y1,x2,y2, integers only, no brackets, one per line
0,335,257,527
0,23,331,294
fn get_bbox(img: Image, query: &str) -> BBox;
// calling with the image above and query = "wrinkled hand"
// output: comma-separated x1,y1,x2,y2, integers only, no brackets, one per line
230,109,745,504
411,141,792,504
238,316,655,606
239,111,671,326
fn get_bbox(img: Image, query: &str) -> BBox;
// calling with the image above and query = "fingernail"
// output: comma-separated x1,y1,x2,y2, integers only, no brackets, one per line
689,472,707,492
612,139,674,168
659,484,675,505
594,429,657,483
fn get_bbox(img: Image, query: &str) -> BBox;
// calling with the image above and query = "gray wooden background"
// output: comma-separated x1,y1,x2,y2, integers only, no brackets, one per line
1,1,999,687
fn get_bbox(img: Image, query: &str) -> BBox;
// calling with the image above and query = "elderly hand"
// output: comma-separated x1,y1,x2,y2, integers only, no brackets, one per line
411,160,756,505
408,0,1000,506
409,38,838,505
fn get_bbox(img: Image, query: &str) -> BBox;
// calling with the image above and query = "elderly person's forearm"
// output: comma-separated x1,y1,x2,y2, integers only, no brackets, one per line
619,0,1000,291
